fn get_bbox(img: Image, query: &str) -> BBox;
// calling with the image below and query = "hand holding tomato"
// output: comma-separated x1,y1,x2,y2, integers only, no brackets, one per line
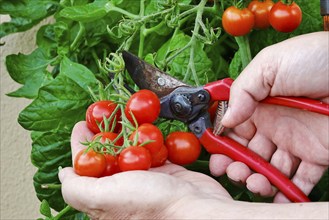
59,120,328,219
212,32,329,202
60,121,234,219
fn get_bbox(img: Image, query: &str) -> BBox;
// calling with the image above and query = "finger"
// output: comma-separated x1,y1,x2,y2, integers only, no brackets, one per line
274,162,328,203
209,154,234,177
221,49,277,128
247,133,276,161
270,149,300,178
71,121,94,162
226,161,252,184
59,167,100,212
246,173,276,197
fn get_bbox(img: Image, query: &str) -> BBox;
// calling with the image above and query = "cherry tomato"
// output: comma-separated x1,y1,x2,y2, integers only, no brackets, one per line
129,123,164,155
86,100,121,134
269,1,302,33
125,90,160,125
93,132,123,146
102,154,121,176
222,6,255,36
165,131,201,165
248,0,274,29
118,146,151,171
74,149,106,177
151,144,168,168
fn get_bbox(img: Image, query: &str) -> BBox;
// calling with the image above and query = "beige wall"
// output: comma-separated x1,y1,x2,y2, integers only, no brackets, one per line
0,16,53,219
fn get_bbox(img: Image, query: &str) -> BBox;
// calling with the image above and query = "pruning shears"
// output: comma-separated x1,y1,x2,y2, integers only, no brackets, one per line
122,51,329,203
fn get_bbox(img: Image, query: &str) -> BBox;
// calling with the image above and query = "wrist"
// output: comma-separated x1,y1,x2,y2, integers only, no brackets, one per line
164,195,329,219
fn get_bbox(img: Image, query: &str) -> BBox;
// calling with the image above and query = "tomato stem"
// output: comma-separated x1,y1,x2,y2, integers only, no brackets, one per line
53,205,73,220
41,184,61,190
234,35,252,70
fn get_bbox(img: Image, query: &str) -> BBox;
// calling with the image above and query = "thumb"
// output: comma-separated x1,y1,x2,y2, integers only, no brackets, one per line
58,167,78,183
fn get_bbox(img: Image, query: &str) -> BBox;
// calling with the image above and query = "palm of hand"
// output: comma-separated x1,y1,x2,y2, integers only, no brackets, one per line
210,104,328,202
60,163,232,219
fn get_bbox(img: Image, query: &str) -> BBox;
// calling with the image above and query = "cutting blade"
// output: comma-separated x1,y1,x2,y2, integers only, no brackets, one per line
122,51,188,98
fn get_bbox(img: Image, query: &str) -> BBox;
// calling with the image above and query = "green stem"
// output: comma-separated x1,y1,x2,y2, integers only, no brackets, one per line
107,3,139,19
138,0,146,57
70,22,85,51
143,20,166,36
53,205,72,220
183,0,208,86
41,184,61,190
234,35,252,69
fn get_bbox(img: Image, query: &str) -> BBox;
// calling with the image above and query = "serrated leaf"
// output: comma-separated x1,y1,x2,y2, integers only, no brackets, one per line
0,0,58,38
32,130,72,212
5,48,54,99
40,200,52,218
18,57,97,131
59,0,110,22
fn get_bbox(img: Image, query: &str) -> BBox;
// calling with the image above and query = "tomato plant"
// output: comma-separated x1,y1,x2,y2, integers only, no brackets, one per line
165,131,201,165
269,1,302,33
151,144,168,168
74,149,106,177
222,6,255,36
102,154,121,176
124,90,160,125
86,100,121,134
248,0,274,29
118,146,152,171
129,123,164,155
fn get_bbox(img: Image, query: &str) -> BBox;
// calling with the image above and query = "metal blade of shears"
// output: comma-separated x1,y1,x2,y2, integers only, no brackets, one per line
122,51,189,98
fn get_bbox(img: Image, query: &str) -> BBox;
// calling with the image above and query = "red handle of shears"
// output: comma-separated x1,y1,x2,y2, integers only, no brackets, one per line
200,129,310,203
204,78,329,116
202,78,329,202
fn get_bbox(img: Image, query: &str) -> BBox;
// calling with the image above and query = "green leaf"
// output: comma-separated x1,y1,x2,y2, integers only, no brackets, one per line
6,48,54,99
228,50,242,80
40,200,52,218
32,130,72,212
0,0,58,38
155,32,214,85
18,57,97,131
59,0,111,22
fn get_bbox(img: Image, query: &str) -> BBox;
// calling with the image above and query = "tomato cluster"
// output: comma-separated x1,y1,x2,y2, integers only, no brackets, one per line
74,89,201,177
222,0,302,36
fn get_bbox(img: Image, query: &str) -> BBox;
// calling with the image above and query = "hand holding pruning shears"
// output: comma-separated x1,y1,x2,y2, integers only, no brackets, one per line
59,32,329,219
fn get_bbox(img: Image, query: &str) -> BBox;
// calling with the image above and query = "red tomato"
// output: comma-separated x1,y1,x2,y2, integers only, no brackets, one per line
269,1,302,33
248,0,274,29
118,146,151,171
102,154,121,176
86,100,121,134
129,123,163,155
93,132,123,146
165,131,201,165
151,144,168,167
222,6,254,36
74,149,106,177
124,90,160,125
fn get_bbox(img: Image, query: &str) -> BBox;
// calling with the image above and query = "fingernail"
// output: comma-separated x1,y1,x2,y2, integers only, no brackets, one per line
221,107,231,124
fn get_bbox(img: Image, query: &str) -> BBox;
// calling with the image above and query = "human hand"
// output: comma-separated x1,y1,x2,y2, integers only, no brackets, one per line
210,32,329,203
59,121,233,219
